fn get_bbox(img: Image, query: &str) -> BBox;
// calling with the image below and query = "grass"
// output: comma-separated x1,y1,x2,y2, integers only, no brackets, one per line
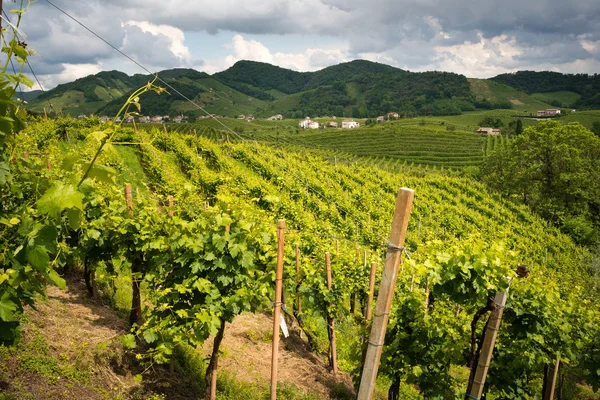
468,79,553,112
531,91,581,107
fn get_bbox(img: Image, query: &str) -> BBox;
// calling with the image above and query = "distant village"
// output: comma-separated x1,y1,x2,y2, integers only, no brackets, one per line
91,107,567,137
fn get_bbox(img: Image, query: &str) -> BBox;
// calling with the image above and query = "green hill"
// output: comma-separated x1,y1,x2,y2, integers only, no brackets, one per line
468,78,553,112
531,91,581,108
491,70,600,109
25,60,600,120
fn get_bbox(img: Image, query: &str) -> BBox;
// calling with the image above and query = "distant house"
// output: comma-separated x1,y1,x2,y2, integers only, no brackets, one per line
162,115,170,122
327,121,338,128
342,119,360,129
139,116,151,123
477,127,501,135
267,114,283,120
245,115,255,122
151,116,163,123
299,117,315,129
124,116,134,123
387,112,400,119
376,116,385,122
99,115,109,123
238,115,245,119
173,115,184,123
537,109,561,117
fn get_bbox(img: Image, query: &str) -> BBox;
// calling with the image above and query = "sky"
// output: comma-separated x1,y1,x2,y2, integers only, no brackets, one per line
13,0,600,90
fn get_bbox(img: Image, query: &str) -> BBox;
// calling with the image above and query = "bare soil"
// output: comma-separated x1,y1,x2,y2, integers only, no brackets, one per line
201,312,356,399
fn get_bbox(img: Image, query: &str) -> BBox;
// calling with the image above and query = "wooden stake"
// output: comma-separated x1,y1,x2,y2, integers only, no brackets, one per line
225,208,231,234
125,184,133,215
270,220,286,400
543,357,560,400
358,187,414,400
325,252,338,375
295,244,301,316
366,262,377,321
424,279,430,313
168,195,174,217
468,291,507,398
46,160,51,170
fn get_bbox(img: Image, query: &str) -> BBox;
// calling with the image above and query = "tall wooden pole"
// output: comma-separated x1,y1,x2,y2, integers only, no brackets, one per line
325,252,338,375
270,219,286,400
468,291,507,398
358,187,414,400
543,357,560,400
168,195,174,217
366,262,377,321
295,244,301,316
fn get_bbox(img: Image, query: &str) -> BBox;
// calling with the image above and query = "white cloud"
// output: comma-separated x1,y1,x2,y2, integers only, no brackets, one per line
216,34,349,72
36,63,102,90
123,21,192,64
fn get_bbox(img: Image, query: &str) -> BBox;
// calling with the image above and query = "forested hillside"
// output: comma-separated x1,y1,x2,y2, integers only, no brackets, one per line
491,70,600,109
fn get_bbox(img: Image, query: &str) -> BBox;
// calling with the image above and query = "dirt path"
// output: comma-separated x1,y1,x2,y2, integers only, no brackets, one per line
201,313,356,398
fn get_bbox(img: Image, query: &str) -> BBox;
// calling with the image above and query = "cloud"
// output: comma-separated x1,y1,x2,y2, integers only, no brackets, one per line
15,0,600,89
216,34,349,72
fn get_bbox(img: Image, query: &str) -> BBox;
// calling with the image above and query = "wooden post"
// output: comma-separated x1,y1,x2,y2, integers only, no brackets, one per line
366,262,377,321
210,357,218,400
168,195,174,217
358,188,414,400
468,291,508,398
270,220,286,400
543,357,560,400
325,252,338,375
295,244,301,316
46,160,51,170
225,208,231,234
424,279,430,313
125,184,133,215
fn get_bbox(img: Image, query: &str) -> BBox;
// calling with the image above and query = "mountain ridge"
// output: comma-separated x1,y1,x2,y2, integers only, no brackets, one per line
28,60,565,118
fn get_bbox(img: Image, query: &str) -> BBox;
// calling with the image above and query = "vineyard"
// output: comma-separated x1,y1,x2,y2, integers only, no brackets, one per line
167,122,509,170
2,110,600,399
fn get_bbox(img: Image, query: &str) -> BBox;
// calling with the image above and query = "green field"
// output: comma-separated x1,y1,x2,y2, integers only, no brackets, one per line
531,91,581,107
469,78,553,112
559,110,600,129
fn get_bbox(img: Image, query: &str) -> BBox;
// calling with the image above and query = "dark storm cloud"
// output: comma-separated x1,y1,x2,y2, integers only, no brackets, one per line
20,0,600,88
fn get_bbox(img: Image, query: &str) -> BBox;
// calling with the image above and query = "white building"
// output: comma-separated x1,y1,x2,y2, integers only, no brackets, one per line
537,109,561,117
299,117,319,129
341,119,360,129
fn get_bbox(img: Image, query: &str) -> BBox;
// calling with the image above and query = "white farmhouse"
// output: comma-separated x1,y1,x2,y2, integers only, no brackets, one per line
299,117,319,129
341,119,360,129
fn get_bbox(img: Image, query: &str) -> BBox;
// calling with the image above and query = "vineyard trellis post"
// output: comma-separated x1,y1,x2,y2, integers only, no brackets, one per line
325,251,338,375
270,219,286,400
125,184,142,326
168,195,174,217
542,356,560,400
467,290,507,398
366,261,377,321
358,187,414,400
295,243,302,337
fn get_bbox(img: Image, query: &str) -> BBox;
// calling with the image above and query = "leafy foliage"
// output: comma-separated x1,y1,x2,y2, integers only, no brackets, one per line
482,121,600,245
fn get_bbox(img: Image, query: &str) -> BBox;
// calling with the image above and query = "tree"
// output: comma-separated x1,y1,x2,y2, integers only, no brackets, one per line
482,121,600,245
515,119,523,135
478,117,504,128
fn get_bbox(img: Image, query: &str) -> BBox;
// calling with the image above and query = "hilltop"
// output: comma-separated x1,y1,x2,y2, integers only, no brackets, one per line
26,60,573,118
